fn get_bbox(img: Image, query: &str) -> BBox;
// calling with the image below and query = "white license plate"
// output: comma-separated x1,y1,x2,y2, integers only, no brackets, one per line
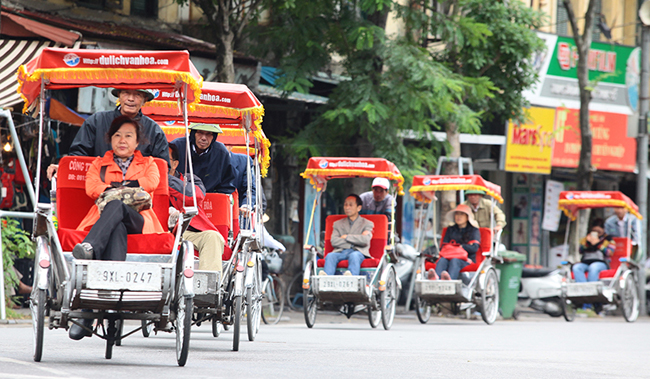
318,277,359,292
567,283,599,297
422,281,456,295
86,262,161,291
194,272,209,294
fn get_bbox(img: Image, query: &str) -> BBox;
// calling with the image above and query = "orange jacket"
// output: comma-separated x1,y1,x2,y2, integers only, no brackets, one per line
76,150,164,234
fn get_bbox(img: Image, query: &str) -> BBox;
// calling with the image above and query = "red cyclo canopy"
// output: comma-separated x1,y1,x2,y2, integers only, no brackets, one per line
141,81,264,131
558,191,641,220
17,48,203,112
301,157,404,195
409,175,503,203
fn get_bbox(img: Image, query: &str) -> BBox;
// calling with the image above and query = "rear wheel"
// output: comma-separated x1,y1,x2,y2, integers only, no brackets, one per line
480,268,499,325
212,316,221,337
286,273,304,310
115,319,123,346
31,288,46,362
233,296,242,351
368,302,381,328
561,297,576,322
261,277,285,325
380,268,397,330
415,296,431,324
105,319,117,360
175,278,192,366
621,273,640,322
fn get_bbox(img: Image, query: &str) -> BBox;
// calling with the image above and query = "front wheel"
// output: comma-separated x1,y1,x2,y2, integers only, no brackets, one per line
261,277,285,325
621,273,640,322
380,268,397,330
561,297,576,322
175,276,192,367
246,287,261,342
480,268,499,325
368,303,381,328
212,316,221,337
415,296,431,324
141,319,153,337
31,288,46,362
303,287,317,328
233,296,242,351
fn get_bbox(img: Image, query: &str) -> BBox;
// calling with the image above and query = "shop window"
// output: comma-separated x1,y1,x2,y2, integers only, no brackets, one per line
77,0,122,10
131,0,158,18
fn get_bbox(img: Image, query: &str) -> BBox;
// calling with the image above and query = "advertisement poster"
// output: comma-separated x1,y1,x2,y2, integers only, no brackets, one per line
542,180,565,231
505,107,556,174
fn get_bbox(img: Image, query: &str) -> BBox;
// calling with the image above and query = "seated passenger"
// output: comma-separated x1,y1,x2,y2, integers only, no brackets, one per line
320,194,374,276
360,177,394,220
69,115,164,341
573,218,615,283
428,204,480,281
168,144,224,272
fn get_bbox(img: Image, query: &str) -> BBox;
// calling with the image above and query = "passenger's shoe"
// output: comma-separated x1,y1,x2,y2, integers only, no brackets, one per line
440,271,451,280
72,243,94,260
343,270,352,276
318,271,328,276
69,318,94,340
427,269,439,280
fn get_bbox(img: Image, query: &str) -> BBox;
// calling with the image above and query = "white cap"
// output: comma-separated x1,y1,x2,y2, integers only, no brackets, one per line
372,177,390,190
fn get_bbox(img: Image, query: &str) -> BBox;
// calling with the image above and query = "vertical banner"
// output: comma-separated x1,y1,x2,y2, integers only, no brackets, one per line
542,180,564,232
505,107,556,174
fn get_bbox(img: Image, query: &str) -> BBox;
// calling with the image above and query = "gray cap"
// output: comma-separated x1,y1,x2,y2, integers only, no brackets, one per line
111,88,155,102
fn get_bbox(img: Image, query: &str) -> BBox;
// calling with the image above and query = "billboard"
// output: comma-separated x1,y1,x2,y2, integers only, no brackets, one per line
505,107,556,174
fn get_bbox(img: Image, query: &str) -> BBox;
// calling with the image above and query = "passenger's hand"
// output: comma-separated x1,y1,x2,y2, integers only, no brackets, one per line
495,224,503,232
362,230,371,236
586,233,599,245
47,164,58,180
168,208,180,230
239,206,251,216
341,234,348,239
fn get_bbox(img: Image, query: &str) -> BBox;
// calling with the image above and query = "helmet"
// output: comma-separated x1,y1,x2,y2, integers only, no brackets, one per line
111,88,156,102
189,123,223,134
465,189,486,196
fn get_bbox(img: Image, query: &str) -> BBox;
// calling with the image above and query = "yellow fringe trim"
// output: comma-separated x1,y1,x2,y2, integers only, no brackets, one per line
410,184,504,204
301,169,405,195
558,199,642,221
18,67,203,113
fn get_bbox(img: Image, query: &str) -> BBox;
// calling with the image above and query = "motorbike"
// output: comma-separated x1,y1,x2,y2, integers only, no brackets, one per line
517,267,564,318
394,243,419,305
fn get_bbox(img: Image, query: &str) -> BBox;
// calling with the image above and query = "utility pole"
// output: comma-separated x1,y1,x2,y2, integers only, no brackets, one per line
637,2,650,316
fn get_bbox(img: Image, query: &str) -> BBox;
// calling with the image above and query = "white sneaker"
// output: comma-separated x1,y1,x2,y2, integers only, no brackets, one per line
318,271,327,276
343,270,352,276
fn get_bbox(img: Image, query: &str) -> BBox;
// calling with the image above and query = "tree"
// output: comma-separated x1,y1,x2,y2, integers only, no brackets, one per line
562,0,597,192
183,0,266,82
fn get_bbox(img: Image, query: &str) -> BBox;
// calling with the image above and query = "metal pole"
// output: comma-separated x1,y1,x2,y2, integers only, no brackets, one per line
637,24,650,317
1,110,36,207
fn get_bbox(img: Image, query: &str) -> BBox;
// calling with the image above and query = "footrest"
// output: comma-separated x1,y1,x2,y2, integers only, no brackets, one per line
415,279,469,302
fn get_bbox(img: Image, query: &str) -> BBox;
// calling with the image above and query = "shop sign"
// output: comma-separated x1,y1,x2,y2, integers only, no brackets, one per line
552,108,636,172
505,107,556,174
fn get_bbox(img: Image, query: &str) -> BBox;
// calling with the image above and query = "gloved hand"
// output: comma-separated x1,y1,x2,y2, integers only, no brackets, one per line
168,207,180,231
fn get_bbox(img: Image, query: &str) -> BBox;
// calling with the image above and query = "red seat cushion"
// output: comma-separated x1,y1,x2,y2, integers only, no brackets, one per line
317,214,388,270
58,228,174,254
56,156,172,255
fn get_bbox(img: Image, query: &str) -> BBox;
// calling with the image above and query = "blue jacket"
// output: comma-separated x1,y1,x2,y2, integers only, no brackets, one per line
230,152,256,208
171,132,236,194
604,214,640,243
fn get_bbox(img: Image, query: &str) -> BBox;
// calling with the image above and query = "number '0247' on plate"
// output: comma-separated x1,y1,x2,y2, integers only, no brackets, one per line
86,262,161,291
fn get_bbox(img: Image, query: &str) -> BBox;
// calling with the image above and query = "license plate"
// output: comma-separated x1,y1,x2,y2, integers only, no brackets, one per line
567,283,599,297
318,277,359,292
86,262,161,291
194,272,209,295
421,281,456,295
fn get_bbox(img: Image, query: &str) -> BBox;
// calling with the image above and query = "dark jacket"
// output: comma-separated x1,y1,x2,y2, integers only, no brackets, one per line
171,132,236,194
230,152,256,208
442,224,481,262
70,107,170,164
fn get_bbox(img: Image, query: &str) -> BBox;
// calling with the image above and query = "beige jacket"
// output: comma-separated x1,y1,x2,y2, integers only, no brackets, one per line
463,197,507,229
331,216,374,258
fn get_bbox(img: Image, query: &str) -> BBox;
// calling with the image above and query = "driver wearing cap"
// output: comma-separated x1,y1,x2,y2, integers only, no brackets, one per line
462,190,507,231
47,88,170,179
360,177,395,219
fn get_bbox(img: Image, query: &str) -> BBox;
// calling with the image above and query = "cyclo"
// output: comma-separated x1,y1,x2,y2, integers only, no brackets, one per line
16,48,204,364
142,81,269,350
557,191,641,322
300,157,403,330
407,175,502,325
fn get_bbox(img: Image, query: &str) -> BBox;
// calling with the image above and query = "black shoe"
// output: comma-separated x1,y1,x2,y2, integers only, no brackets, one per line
69,318,94,340
72,243,94,260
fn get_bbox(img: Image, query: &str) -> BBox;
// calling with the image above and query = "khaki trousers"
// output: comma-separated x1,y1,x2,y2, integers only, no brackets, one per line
183,230,224,272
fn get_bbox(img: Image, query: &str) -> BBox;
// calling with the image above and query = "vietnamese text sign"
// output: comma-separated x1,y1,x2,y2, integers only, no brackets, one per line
505,107,556,174
552,108,636,172
542,180,564,232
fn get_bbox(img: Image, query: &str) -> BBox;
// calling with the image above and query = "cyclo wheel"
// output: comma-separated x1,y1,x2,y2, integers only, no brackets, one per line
105,319,117,360
415,296,431,324
212,316,220,337
31,288,46,362
286,273,304,310
368,300,381,328
561,297,576,322
246,286,261,342
141,319,153,337
380,268,397,330
621,272,640,322
115,319,123,346
175,280,192,366
232,295,242,351
262,276,285,325
480,268,499,325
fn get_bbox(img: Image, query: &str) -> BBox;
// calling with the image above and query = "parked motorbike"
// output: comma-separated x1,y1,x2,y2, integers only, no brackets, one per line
517,267,564,318
394,243,419,304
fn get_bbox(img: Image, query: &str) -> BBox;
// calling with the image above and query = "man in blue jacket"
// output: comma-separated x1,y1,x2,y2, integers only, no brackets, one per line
171,123,236,194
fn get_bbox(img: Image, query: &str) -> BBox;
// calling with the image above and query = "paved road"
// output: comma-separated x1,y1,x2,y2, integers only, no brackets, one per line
1,311,649,379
